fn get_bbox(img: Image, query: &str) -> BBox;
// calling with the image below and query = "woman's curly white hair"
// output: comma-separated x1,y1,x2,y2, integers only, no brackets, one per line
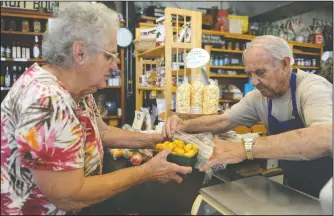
42,2,119,68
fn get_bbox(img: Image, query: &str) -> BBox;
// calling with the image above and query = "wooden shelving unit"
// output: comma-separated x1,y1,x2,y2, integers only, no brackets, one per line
203,33,323,106
210,74,249,79
1,30,44,36
1,7,53,101
1,58,45,62
136,8,202,120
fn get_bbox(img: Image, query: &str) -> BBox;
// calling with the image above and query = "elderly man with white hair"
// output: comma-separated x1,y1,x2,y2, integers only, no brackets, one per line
164,35,332,198
0,2,192,215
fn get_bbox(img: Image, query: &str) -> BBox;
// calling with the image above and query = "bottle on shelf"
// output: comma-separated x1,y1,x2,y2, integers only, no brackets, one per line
33,19,41,33
1,43,5,58
0,69,4,86
22,44,26,59
22,19,30,32
4,67,11,87
26,44,30,59
33,36,41,59
16,41,21,59
12,41,17,58
12,66,17,84
6,45,11,58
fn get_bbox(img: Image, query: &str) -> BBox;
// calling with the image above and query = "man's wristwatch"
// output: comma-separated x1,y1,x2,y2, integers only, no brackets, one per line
242,137,255,160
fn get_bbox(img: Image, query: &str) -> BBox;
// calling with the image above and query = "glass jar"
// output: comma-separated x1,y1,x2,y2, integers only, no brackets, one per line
312,59,316,67
227,41,233,50
8,20,16,31
22,20,30,32
33,20,41,32
300,59,305,66
224,55,231,65
219,56,224,66
235,42,240,51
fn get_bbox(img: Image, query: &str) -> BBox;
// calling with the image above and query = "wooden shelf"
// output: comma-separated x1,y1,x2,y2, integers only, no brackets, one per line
0,87,11,91
1,30,44,36
293,66,319,69
289,41,323,49
1,58,45,62
293,51,320,56
103,86,121,89
143,60,157,65
210,65,245,70
102,115,121,120
211,48,244,54
202,30,256,41
1,8,54,20
219,99,240,103
137,45,165,58
210,74,249,79
137,86,166,91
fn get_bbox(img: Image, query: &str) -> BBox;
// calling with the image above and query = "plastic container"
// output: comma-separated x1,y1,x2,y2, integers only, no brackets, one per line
153,150,198,167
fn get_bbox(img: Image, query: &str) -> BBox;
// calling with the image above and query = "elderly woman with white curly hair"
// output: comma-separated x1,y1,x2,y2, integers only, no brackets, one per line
0,2,192,215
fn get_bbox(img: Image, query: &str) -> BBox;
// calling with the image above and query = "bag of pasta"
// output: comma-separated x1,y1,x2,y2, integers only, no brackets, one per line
176,77,191,113
190,77,204,114
203,79,220,114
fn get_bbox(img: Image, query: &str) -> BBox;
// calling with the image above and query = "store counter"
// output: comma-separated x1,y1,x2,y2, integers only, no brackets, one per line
191,175,323,215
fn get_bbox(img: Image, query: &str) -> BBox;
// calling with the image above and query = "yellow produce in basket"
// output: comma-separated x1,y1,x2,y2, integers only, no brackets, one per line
184,143,193,152
155,140,199,158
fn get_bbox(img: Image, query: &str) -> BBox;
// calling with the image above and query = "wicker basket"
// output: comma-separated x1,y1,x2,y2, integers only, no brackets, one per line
133,38,156,52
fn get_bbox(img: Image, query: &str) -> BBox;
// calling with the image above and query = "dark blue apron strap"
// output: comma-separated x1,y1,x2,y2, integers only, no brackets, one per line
268,99,273,117
290,73,298,115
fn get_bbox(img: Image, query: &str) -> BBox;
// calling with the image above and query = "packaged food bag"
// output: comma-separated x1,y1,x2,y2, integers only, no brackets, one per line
172,131,226,184
190,77,204,114
176,76,191,113
203,79,220,114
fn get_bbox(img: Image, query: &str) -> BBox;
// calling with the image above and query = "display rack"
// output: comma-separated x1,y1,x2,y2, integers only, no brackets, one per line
1,7,53,101
202,30,323,106
135,8,202,120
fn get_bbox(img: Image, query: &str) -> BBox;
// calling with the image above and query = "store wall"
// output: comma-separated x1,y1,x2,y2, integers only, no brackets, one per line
273,7,333,26
134,1,229,12
232,1,293,17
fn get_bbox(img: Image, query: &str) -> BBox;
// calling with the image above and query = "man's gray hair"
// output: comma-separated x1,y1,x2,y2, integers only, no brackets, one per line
243,35,295,67
42,2,119,68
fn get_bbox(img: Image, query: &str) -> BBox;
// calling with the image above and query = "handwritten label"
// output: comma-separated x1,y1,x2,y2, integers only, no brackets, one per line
202,34,226,47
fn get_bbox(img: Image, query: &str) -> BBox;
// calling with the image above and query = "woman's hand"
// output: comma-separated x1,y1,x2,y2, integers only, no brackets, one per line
143,149,192,184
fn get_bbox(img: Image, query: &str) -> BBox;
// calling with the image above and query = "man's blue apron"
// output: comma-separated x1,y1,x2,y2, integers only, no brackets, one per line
268,72,333,197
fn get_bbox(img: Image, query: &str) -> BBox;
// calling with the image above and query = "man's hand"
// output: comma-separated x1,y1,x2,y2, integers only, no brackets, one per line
143,149,192,184
200,139,246,172
162,115,187,139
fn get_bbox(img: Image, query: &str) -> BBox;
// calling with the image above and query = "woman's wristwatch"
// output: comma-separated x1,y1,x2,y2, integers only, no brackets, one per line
242,137,255,160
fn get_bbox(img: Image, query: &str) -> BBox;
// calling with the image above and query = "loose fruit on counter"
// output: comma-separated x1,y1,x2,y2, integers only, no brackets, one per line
155,140,199,158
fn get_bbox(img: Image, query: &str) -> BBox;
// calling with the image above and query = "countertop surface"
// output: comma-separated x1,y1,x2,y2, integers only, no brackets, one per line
200,175,323,215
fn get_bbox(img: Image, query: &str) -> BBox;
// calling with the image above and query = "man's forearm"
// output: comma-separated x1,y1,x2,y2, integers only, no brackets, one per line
184,114,238,134
57,165,151,211
101,126,163,149
253,124,332,160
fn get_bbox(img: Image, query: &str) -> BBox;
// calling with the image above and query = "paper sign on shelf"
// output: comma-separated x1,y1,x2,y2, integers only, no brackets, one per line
1,57,6,61
185,48,210,69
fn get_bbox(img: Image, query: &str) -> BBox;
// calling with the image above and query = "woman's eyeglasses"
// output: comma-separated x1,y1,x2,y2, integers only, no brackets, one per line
95,47,119,62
